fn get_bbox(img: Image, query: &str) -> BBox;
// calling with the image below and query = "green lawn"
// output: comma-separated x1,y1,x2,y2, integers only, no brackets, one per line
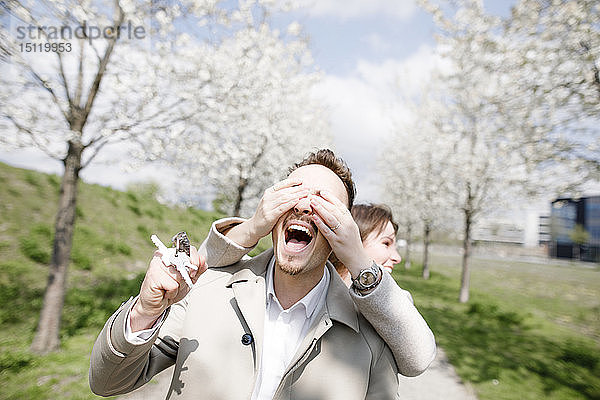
1,162,599,399
0,162,225,400
394,252,600,400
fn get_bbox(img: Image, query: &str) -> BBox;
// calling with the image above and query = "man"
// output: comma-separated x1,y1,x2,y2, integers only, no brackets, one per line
89,149,399,399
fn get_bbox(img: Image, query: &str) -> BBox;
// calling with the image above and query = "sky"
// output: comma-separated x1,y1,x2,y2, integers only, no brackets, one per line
1,0,522,210
281,0,516,203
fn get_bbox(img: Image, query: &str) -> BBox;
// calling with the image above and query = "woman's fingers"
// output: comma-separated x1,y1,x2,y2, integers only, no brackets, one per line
264,184,309,219
310,197,340,230
271,177,303,192
319,189,350,211
311,213,335,238
273,185,309,205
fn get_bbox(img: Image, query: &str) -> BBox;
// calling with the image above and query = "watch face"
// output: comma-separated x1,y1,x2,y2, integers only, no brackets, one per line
359,270,376,286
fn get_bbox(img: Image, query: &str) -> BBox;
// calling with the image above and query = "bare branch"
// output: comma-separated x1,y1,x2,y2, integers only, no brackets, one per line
81,1,125,121
80,138,112,169
24,65,69,122
3,114,63,160
73,39,86,107
55,48,73,107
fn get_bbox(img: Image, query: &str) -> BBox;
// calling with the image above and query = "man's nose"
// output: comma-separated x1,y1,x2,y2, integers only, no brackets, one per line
294,196,313,214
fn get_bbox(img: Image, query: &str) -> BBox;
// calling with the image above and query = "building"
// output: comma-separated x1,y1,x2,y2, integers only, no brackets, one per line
538,215,551,246
472,220,524,245
549,195,600,262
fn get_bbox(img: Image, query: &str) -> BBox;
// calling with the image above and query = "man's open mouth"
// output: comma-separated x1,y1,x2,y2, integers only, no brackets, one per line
284,222,315,252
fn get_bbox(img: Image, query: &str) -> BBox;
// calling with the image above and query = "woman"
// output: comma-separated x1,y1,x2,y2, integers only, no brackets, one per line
201,201,436,377
331,203,402,286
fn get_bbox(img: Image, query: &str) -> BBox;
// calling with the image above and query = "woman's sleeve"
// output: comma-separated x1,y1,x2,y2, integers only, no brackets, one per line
350,272,437,377
198,217,255,267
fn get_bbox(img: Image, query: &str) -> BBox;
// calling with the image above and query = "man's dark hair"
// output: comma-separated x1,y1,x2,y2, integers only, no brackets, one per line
290,149,356,209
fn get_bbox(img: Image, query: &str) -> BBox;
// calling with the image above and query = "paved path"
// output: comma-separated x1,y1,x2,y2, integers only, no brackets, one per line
398,347,478,400
117,366,173,400
118,347,477,400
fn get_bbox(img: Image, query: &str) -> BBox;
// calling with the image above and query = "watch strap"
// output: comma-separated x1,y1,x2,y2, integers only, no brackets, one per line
352,262,383,293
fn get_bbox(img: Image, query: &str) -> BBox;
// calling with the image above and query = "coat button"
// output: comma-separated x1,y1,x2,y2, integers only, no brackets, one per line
241,333,253,346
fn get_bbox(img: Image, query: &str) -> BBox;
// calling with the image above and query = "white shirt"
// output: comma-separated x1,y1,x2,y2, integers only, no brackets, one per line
251,257,330,400
125,258,330,400
124,298,167,344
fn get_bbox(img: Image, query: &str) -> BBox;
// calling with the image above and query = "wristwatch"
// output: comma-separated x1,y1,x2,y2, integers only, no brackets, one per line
352,262,383,292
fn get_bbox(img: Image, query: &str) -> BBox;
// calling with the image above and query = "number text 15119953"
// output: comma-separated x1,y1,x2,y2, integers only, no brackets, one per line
20,42,72,53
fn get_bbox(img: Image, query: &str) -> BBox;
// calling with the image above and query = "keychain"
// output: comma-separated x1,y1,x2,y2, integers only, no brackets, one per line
151,231,197,288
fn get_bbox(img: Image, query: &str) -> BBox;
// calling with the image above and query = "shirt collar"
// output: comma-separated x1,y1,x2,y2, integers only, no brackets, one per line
265,256,330,319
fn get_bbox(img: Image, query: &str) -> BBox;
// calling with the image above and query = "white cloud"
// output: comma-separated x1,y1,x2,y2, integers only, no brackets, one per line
361,33,392,54
313,44,442,202
355,44,444,97
299,0,417,20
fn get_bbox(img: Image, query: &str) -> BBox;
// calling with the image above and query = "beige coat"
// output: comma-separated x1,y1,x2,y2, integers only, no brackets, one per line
202,218,436,377
89,249,399,399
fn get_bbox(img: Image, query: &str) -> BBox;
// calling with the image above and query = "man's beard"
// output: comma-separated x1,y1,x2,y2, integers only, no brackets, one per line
277,255,305,276
275,211,319,276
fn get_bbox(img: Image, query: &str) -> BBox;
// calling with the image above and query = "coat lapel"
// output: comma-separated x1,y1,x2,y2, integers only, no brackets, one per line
224,252,361,384
282,262,360,377
226,249,272,371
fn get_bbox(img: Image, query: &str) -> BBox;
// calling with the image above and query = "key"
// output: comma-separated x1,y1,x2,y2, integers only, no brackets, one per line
151,233,198,288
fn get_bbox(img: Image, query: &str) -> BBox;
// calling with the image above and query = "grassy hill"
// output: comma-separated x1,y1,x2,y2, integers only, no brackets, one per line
0,162,599,400
0,162,271,399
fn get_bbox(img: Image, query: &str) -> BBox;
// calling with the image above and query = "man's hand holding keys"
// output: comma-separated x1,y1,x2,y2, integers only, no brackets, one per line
130,234,206,332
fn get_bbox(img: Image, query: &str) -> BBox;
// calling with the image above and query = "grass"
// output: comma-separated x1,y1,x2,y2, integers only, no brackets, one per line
393,253,600,400
1,161,599,399
0,162,223,400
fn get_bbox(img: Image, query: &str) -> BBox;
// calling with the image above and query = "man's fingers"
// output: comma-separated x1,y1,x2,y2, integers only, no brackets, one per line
162,279,181,301
150,254,168,271
144,262,183,306
153,250,164,260
280,184,309,197
164,264,187,286
189,246,207,283
261,187,309,223
191,264,206,283
189,245,203,268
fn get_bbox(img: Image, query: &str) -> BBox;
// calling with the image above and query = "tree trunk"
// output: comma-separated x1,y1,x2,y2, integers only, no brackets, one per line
232,140,268,217
232,169,248,217
30,139,83,354
404,223,412,270
459,210,472,303
573,244,580,261
422,222,431,279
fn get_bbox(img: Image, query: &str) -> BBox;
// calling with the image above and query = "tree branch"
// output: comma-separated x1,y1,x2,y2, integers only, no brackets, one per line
3,114,63,160
55,47,73,108
73,38,86,107
81,0,125,122
80,138,112,169
24,65,69,121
